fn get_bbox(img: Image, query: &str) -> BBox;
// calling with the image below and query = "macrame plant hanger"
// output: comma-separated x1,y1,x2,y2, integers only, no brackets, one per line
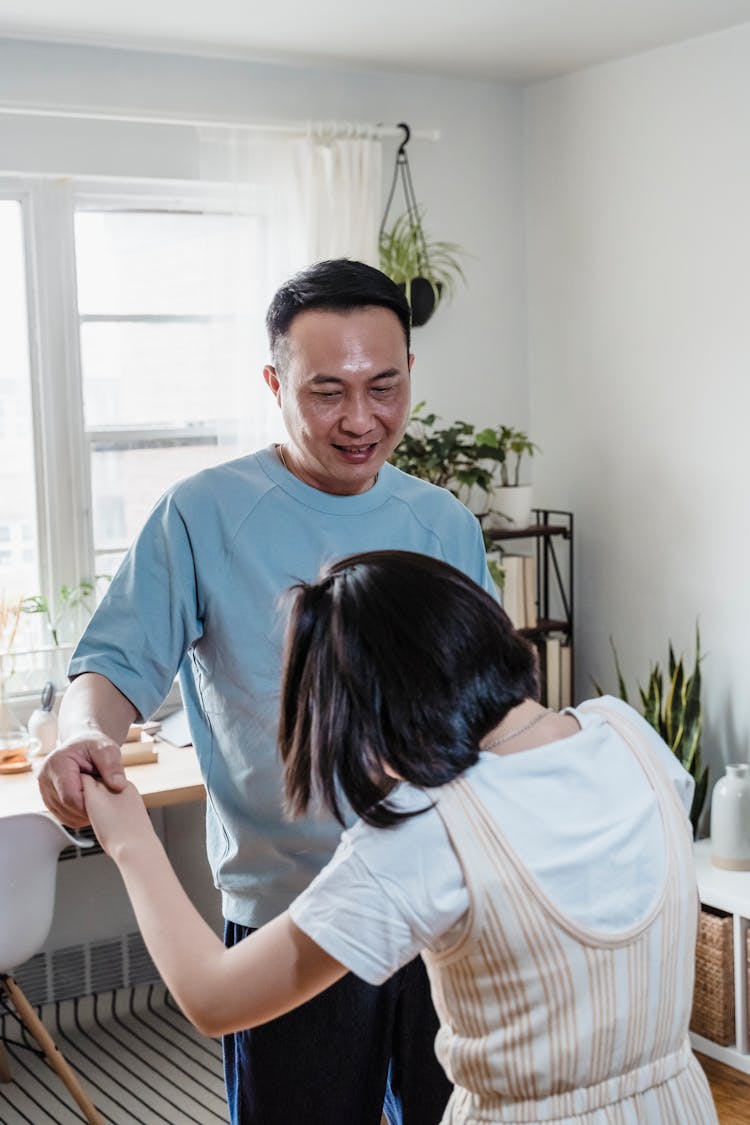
379,122,440,327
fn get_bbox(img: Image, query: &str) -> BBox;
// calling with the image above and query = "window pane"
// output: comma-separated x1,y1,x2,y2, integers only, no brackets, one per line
0,200,40,619
75,207,265,572
75,210,246,315
91,440,238,565
79,321,239,428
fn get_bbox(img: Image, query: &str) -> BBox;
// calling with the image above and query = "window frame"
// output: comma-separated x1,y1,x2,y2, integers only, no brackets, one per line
1,173,269,690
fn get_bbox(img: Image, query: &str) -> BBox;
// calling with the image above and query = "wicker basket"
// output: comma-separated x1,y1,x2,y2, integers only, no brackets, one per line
690,907,734,1045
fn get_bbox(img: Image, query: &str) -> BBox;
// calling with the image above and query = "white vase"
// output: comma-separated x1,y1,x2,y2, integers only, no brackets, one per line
485,485,534,531
711,763,750,871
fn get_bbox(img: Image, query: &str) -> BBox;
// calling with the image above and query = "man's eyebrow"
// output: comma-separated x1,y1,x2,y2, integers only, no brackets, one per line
309,368,401,385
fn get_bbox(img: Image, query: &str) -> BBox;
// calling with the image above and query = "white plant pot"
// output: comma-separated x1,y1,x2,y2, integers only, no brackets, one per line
456,482,492,517
485,486,534,531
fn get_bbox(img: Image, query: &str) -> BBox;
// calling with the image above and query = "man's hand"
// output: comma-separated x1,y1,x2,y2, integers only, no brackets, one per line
39,671,137,827
38,733,127,828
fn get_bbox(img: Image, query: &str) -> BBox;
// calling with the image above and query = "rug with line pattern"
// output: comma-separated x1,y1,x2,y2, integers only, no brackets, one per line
0,982,228,1124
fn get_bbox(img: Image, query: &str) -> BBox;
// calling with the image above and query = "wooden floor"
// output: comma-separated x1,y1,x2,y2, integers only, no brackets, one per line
697,1052,750,1125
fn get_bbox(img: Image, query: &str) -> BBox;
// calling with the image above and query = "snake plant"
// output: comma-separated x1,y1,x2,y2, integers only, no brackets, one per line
594,625,707,834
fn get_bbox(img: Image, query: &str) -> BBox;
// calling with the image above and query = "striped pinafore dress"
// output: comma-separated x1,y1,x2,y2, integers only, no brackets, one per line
421,702,718,1124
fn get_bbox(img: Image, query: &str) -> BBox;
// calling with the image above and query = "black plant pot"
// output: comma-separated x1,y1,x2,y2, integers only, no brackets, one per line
399,278,443,328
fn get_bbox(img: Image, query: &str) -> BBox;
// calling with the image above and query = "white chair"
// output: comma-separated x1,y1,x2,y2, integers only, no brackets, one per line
0,812,104,1124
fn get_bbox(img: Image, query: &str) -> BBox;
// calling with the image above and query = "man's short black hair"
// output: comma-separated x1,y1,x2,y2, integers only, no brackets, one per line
266,259,411,371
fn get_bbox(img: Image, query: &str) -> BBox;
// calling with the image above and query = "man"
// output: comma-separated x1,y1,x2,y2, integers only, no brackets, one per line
40,259,496,1125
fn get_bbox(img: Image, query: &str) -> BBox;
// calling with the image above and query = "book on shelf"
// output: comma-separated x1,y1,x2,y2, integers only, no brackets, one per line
522,554,537,629
544,636,562,711
500,554,526,629
499,553,536,630
537,636,573,711
560,643,573,709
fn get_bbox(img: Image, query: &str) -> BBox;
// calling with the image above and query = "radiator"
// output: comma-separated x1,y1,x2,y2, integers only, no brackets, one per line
13,828,160,1006
13,930,160,1007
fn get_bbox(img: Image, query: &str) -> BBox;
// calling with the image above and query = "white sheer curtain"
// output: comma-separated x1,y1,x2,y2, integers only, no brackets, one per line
196,126,383,456
291,132,382,266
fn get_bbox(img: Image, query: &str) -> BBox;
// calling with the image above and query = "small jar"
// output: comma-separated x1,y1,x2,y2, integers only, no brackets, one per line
711,763,750,871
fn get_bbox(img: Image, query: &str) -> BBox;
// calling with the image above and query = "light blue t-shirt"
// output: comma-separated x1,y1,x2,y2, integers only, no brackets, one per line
70,445,496,926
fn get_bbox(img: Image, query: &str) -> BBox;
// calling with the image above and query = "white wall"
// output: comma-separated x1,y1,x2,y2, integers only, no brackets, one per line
0,37,528,431
525,22,750,797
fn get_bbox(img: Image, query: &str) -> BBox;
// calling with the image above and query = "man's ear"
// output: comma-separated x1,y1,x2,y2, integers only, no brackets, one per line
408,354,415,373
263,365,282,402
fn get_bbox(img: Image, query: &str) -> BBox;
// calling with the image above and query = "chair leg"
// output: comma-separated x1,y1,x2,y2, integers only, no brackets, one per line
0,976,104,1125
0,1038,13,1082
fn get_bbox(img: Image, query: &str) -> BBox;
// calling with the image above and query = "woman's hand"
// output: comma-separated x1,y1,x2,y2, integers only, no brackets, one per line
82,774,154,860
39,735,127,828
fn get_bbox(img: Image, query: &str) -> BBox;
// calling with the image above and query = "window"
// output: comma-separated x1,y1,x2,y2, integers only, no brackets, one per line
75,206,266,576
0,177,283,695
0,200,39,605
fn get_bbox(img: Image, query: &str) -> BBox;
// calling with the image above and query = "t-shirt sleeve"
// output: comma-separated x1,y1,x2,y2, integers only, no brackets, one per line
594,696,695,817
68,492,203,721
289,798,468,985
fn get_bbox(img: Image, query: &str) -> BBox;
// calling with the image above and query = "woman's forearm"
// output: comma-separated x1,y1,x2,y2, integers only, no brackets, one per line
84,776,348,1037
113,829,234,1035
111,822,347,1037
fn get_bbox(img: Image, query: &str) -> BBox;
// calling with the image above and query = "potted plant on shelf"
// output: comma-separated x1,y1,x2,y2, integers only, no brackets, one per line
379,209,467,327
389,404,507,587
593,626,707,835
389,403,504,503
484,427,540,531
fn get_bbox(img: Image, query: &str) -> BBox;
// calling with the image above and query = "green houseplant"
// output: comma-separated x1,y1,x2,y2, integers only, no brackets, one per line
496,427,539,488
389,403,508,500
0,578,109,696
485,426,540,531
390,404,508,586
593,626,707,835
379,210,467,328
21,580,98,647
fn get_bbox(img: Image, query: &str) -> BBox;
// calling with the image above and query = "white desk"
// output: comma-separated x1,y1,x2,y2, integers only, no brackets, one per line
0,741,205,820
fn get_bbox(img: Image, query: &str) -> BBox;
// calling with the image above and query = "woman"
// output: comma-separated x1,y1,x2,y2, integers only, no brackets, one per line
84,550,716,1124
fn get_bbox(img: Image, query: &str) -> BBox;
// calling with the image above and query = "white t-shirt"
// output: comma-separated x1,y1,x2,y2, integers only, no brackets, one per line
289,697,694,985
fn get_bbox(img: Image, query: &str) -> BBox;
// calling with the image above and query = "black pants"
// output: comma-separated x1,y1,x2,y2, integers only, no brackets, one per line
223,921,452,1125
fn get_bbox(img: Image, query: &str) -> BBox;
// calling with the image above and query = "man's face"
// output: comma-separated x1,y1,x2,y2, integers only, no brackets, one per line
264,306,413,496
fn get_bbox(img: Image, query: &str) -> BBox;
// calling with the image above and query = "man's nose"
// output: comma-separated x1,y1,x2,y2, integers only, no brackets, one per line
340,395,375,435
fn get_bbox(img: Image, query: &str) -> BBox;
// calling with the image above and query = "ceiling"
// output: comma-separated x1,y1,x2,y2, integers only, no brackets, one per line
1,0,750,82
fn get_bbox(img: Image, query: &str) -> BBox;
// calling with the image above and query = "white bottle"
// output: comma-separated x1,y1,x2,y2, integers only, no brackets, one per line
27,680,58,756
27,708,58,755
711,763,750,871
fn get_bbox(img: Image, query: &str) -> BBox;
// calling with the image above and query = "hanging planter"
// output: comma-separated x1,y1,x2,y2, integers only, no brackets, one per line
379,123,467,327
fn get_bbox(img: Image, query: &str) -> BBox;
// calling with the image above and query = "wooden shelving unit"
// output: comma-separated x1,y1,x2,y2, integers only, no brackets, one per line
691,839,750,1075
484,509,574,704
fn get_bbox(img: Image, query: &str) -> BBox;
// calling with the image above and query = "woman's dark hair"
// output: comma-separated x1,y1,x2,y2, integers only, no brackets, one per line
279,550,539,828
266,258,411,371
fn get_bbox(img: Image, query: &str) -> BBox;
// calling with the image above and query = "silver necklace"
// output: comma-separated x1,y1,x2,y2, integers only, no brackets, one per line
482,708,551,752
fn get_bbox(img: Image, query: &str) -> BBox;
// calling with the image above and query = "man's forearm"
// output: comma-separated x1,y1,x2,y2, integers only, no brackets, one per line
58,672,137,748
